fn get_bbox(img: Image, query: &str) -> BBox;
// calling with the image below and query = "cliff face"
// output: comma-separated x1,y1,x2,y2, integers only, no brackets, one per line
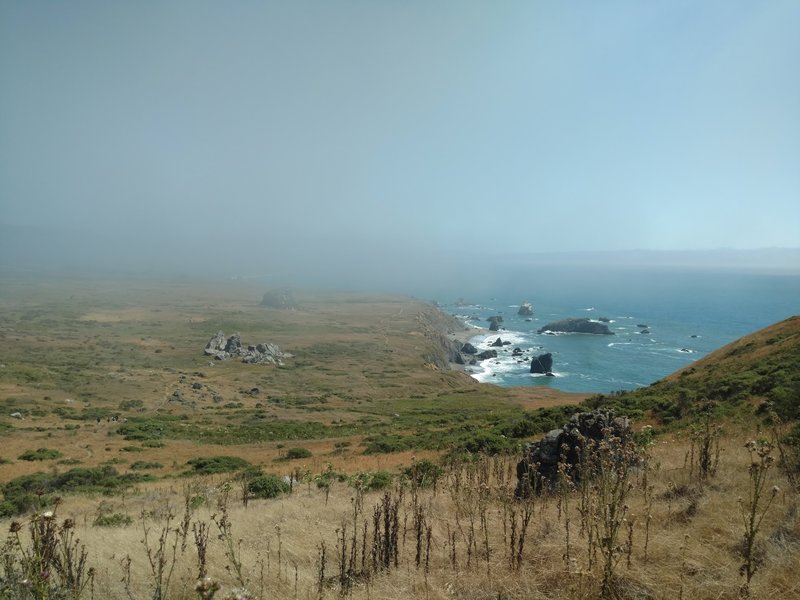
417,305,470,369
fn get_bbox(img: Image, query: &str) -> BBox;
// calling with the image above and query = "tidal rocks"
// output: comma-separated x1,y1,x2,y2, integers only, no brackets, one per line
518,301,534,316
491,337,505,347
461,342,478,354
204,332,290,365
537,318,614,335
529,352,553,374
476,349,498,360
516,409,633,495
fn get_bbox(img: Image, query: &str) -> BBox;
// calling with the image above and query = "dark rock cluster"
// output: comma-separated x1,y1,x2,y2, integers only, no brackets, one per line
204,331,290,364
487,315,504,331
537,317,614,335
516,409,633,495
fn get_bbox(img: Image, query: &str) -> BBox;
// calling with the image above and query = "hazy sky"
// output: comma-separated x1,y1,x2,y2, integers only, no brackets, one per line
1,1,798,276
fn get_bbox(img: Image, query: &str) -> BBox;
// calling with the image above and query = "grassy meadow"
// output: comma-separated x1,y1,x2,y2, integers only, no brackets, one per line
0,273,798,599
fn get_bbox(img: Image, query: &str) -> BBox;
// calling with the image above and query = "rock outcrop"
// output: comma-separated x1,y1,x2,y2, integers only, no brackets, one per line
516,409,633,496
537,318,614,335
260,289,299,310
518,302,534,316
529,352,553,374
477,349,498,360
204,332,290,364
461,342,478,354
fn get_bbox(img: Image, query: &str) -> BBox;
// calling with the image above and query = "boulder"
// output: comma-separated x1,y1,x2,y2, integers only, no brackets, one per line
224,333,242,354
477,349,498,360
537,318,614,335
491,337,504,347
530,352,553,374
461,342,478,354
204,331,227,356
512,347,524,356
516,409,633,496
518,302,534,316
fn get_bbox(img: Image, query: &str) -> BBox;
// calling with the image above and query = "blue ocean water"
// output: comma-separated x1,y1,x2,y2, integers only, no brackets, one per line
440,268,800,394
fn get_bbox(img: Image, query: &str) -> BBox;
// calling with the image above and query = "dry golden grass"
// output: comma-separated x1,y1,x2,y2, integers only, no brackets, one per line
3,428,797,600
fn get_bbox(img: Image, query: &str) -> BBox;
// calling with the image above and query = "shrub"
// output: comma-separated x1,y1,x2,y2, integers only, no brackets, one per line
349,470,393,491
403,459,443,488
247,475,290,499
18,448,62,461
285,447,312,460
185,456,251,475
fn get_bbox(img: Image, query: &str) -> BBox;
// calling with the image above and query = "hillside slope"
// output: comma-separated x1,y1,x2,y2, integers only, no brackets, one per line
587,315,800,423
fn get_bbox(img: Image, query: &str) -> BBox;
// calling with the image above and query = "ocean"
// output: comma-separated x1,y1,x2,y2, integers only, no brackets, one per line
439,267,800,394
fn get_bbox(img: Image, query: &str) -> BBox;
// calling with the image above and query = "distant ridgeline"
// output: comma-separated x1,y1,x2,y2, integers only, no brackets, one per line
584,316,800,424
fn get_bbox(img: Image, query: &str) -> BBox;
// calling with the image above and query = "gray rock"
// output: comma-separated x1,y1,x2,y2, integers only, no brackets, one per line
477,349,498,360
491,337,504,347
224,334,242,354
518,301,534,316
204,332,289,365
461,342,478,354
204,331,227,356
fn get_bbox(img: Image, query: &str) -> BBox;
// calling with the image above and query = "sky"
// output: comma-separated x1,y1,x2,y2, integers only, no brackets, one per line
1,1,799,283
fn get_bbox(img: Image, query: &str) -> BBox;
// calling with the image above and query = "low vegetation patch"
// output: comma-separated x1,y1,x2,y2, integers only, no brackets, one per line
17,447,62,461
184,456,251,475
1,466,154,516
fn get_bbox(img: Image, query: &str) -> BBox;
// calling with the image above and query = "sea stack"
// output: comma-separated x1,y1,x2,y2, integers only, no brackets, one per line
518,301,534,316
530,352,553,374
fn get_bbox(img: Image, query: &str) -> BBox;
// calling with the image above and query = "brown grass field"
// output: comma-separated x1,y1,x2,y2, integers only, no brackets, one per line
0,274,797,599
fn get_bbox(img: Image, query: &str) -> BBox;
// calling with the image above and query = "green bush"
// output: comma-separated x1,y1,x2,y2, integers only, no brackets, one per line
349,470,393,491
185,456,251,475
285,447,312,460
18,448,63,461
93,513,133,527
403,459,443,488
248,475,290,499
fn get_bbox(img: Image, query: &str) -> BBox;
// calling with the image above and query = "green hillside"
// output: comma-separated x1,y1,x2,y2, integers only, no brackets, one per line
584,315,800,424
